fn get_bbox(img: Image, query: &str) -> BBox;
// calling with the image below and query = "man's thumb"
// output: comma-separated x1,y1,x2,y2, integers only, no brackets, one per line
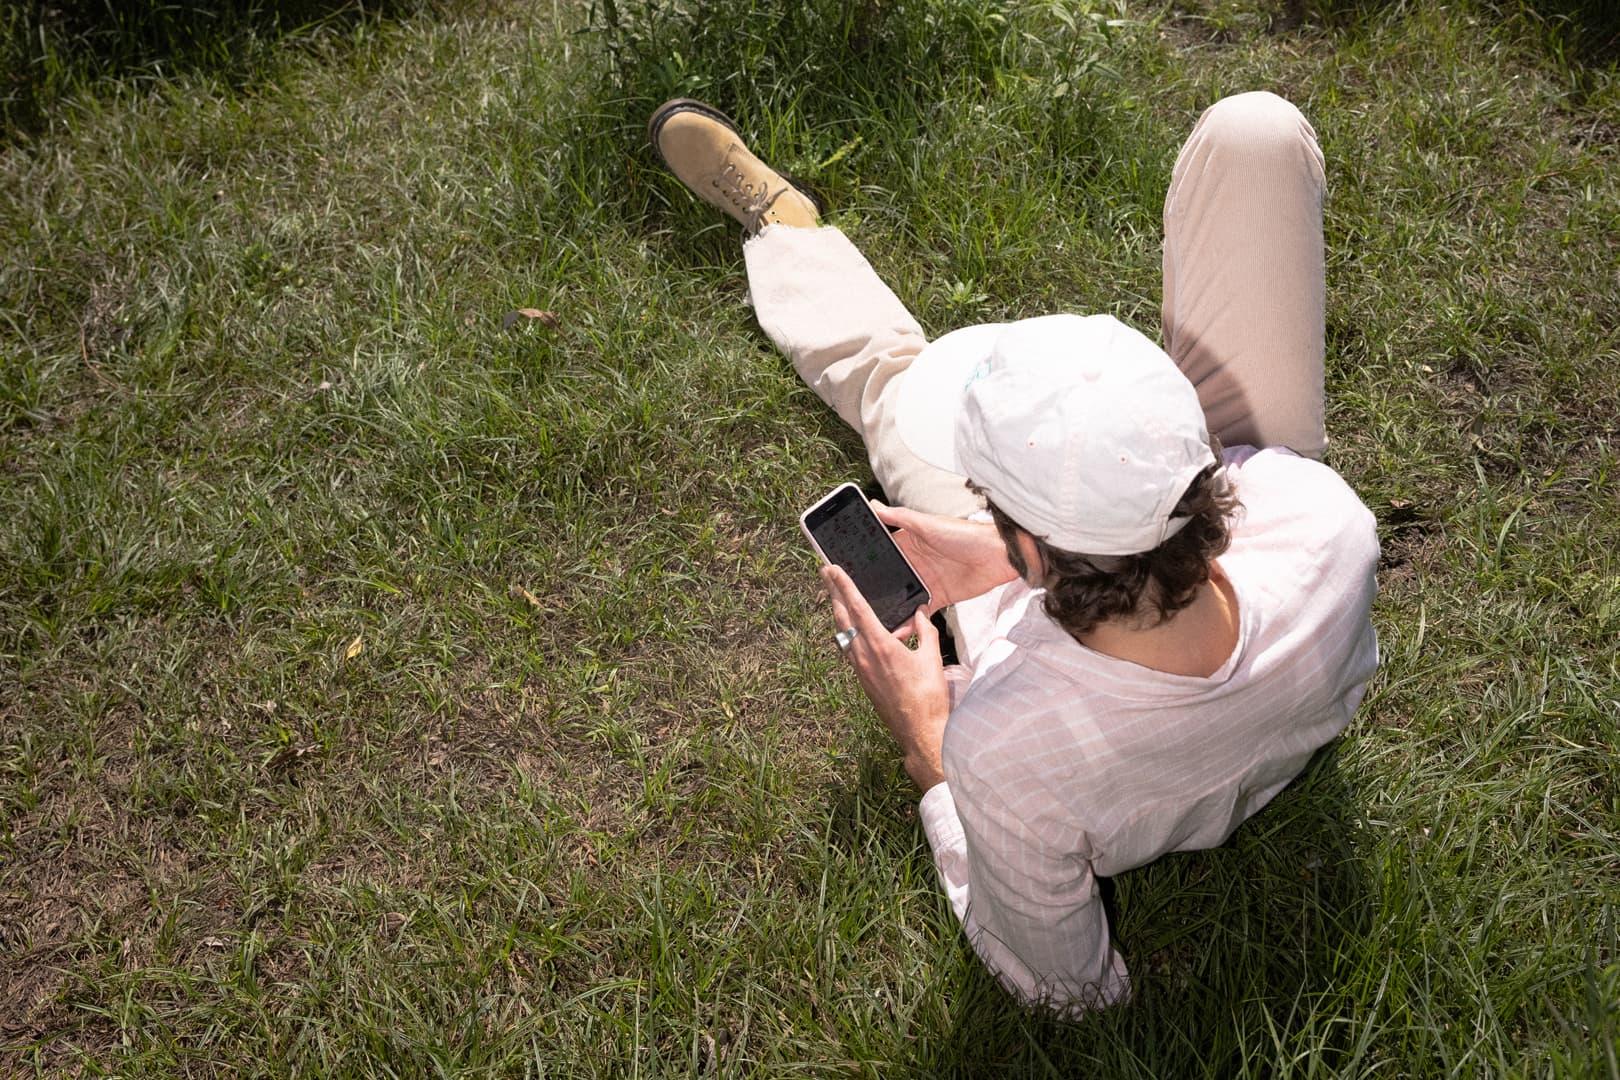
912,607,937,645
871,499,908,526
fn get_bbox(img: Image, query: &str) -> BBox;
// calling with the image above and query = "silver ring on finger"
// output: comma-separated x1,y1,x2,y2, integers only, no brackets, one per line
834,626,859,653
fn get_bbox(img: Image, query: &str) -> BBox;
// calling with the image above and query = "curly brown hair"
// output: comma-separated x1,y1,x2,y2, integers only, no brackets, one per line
972,450,1241,640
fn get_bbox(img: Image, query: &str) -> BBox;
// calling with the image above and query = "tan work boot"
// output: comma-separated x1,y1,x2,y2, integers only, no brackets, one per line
648,98,820,234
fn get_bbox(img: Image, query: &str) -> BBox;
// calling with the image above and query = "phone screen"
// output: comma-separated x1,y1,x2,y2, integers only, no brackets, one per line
804,486,929,632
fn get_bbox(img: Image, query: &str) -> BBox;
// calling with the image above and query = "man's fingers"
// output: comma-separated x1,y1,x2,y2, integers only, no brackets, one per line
821,565,883,644
820,565,853,628
822,564,887,637
826,565,882,631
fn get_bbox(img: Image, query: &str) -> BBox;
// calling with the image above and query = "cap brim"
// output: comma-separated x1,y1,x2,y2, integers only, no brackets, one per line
894,323,1006,477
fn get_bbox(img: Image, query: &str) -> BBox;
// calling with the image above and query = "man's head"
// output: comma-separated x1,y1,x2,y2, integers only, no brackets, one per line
971,462,1237,637
896,313,1239,636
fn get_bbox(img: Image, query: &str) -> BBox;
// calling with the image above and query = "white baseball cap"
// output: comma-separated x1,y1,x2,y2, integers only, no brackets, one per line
895,313,1217,556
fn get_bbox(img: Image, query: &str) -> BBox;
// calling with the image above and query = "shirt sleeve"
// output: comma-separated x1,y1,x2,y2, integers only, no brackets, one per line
919,780,1130,1014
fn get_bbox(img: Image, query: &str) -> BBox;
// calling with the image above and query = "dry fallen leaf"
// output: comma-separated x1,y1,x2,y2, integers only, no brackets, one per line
502,308,561,330
199,935,229,949
344,633,364,660
510,583,544,608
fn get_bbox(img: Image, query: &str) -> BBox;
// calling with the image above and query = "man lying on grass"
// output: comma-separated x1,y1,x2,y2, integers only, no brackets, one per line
648,91,1380,1013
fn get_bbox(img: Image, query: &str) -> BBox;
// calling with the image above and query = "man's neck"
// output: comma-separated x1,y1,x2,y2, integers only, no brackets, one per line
1076,562,1240,678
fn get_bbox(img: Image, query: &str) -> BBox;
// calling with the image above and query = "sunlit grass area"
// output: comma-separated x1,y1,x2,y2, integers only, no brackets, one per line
2,0,1617,1074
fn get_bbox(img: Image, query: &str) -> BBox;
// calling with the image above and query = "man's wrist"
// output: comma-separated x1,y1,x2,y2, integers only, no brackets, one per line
904,751,946,792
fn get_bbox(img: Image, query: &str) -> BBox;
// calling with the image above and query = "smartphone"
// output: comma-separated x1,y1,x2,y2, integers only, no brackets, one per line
799,483,931,633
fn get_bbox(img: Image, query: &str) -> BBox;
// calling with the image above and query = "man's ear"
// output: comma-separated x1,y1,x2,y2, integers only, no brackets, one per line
1012,529,1046,585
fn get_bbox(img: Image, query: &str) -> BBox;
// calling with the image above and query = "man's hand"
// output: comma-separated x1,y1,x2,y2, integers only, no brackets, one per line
821,564,949,791
871,501,1020,616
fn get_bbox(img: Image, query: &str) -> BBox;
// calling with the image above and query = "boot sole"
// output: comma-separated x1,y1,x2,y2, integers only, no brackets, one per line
646,97,825,217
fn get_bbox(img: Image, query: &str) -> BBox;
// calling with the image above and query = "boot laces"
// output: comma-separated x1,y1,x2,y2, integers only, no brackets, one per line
713,159,789,233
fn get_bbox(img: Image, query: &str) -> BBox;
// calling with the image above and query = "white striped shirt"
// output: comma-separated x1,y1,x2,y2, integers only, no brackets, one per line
921,446,1380,1012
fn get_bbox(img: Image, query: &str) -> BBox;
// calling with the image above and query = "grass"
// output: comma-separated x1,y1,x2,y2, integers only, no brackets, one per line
1,0,1617,1074
0,0,448,140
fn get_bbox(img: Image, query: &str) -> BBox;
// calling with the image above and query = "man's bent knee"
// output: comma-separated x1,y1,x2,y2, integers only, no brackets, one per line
1194,90,1320,165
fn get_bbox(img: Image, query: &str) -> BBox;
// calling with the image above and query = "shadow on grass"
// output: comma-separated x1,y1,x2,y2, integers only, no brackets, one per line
1514,0,1620,69
1,0,447,142
826,744,1373,1073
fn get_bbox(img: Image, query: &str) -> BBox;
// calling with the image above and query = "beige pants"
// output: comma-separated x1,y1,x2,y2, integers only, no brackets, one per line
744,91,1328,520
